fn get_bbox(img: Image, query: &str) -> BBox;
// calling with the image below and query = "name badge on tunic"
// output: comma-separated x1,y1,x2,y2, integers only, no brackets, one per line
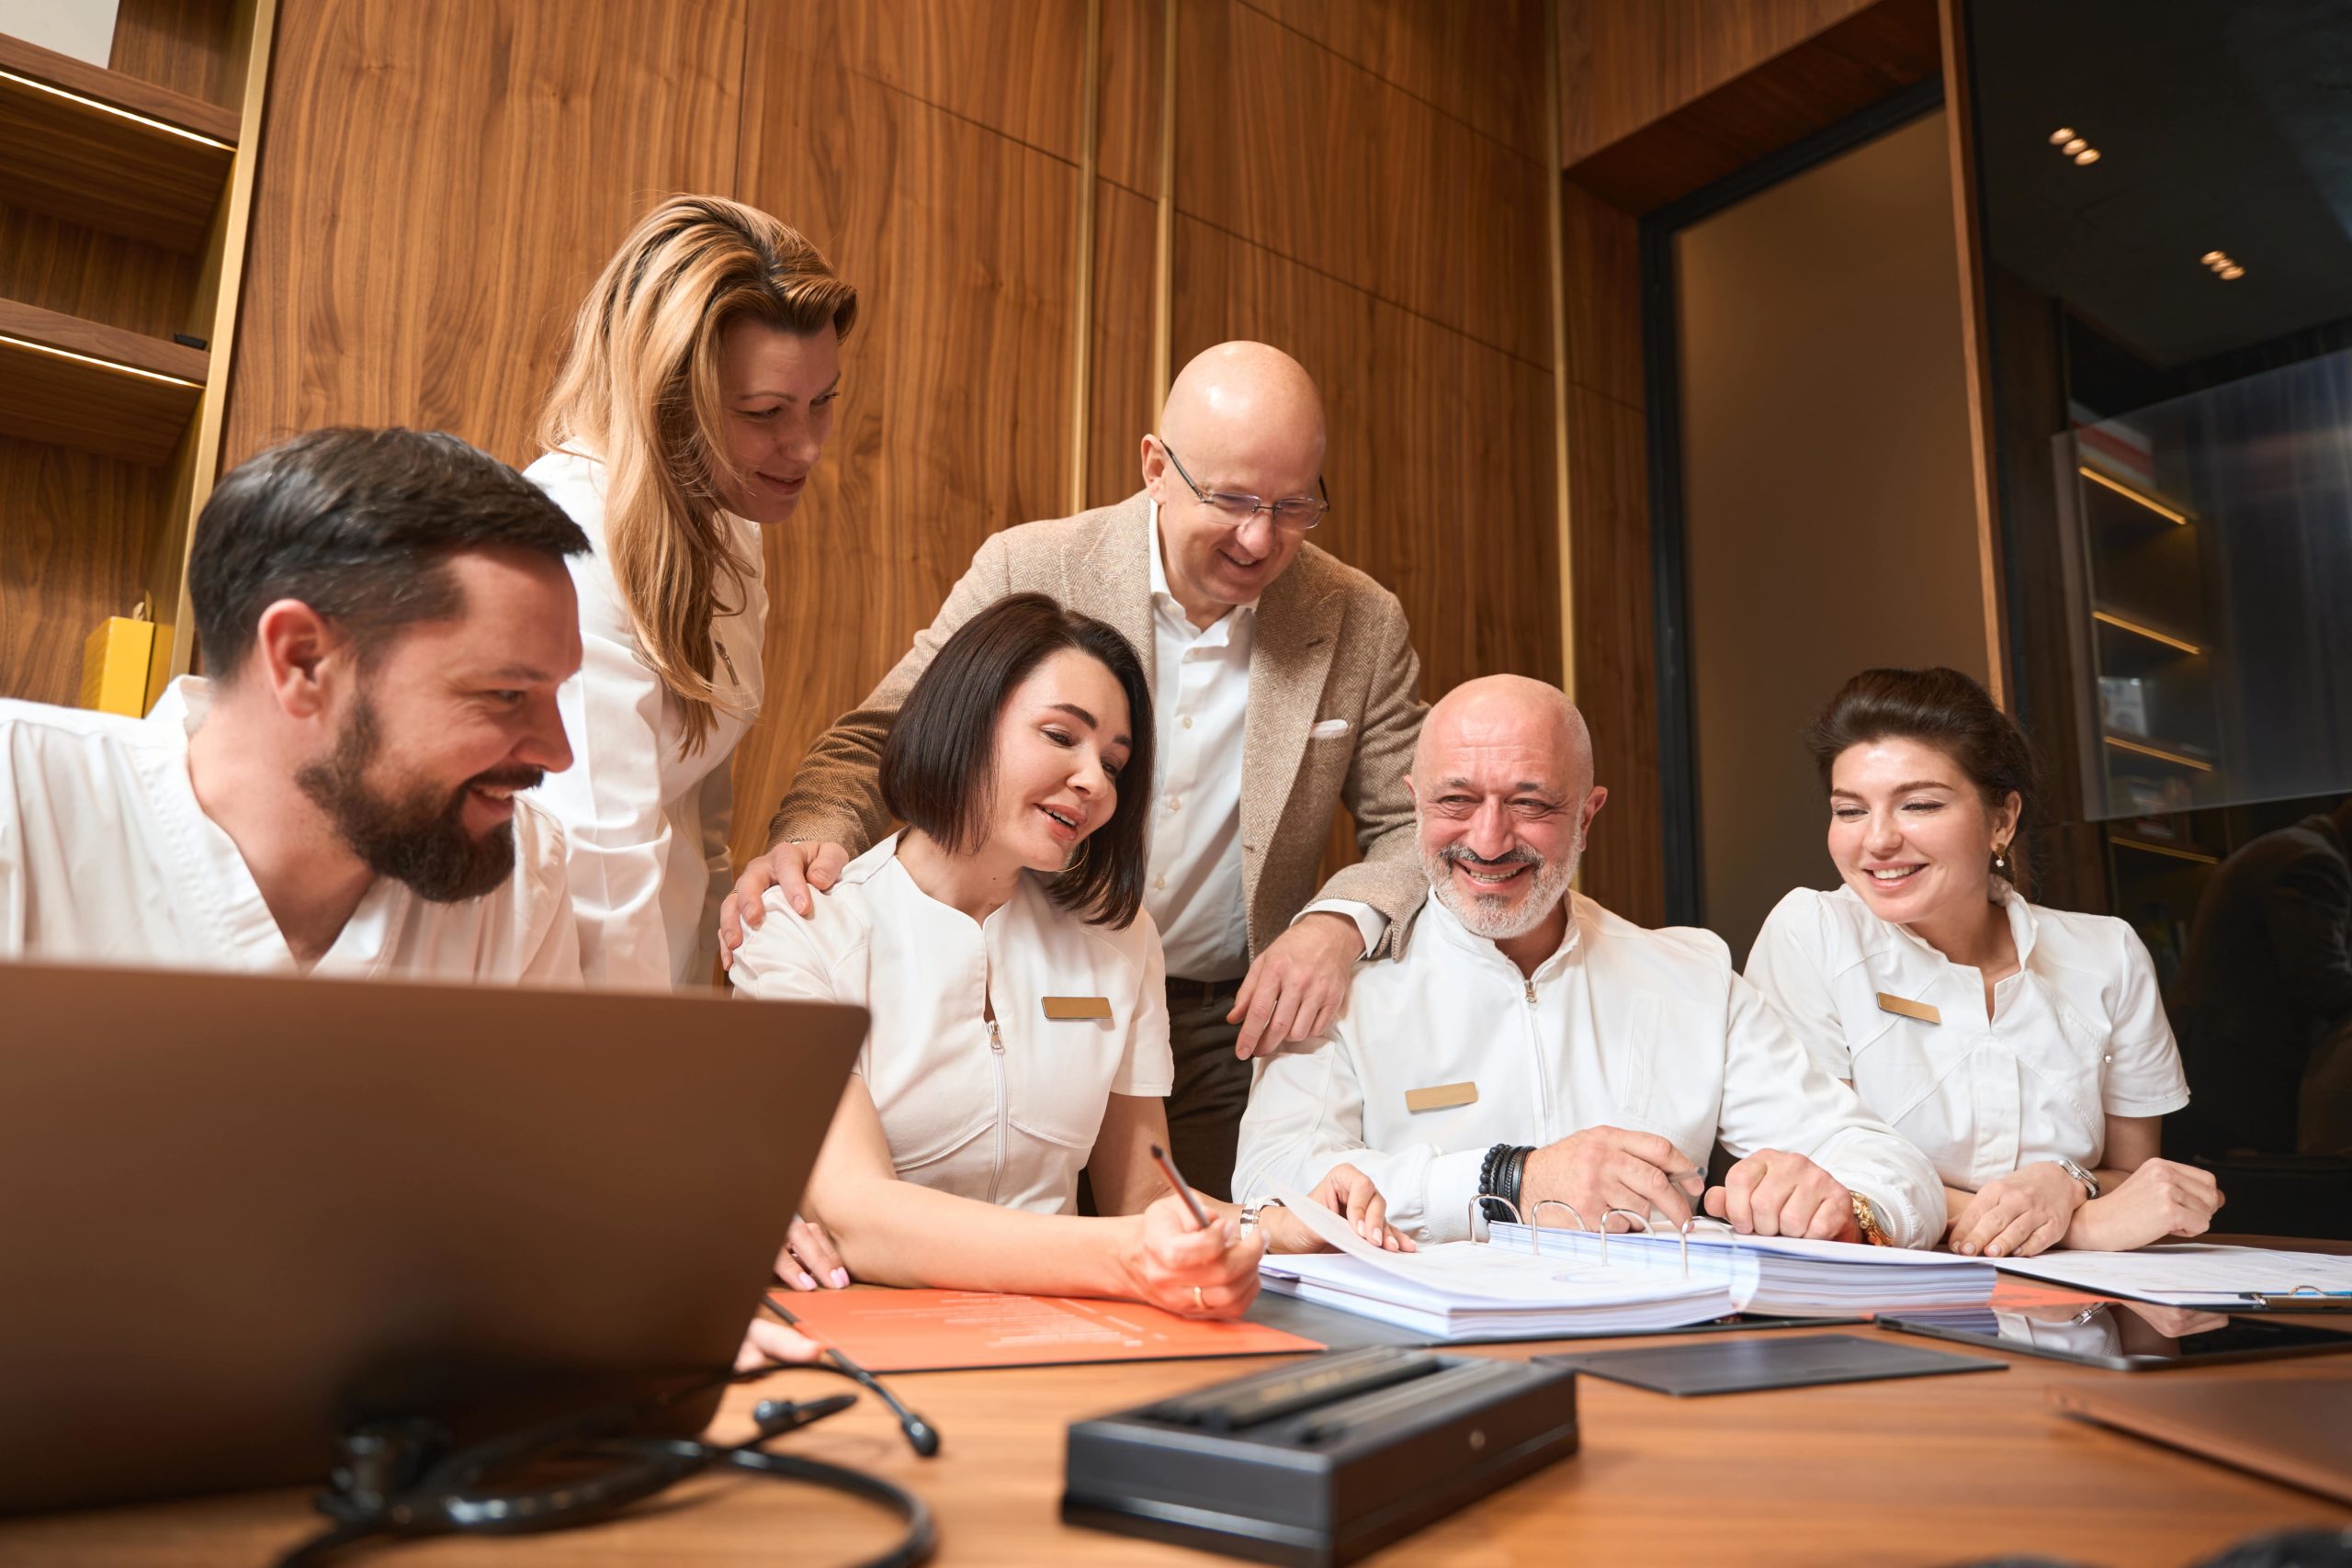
1876,992,1940,1025
1405,1081,1479,1113
1041,996,1113,1021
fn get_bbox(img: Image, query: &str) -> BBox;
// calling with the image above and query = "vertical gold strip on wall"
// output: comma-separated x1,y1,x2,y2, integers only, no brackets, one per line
1067,0,1102,513
1544,0,1575,703
1937,0,2009,708
1150,0,1177,403
150,0,279,704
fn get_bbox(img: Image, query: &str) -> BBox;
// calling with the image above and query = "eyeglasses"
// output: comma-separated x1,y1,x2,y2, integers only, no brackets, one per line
1157,438,1330,533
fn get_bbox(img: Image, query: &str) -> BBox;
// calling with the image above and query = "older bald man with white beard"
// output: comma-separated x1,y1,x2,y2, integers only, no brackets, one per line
1233,675,1944,1247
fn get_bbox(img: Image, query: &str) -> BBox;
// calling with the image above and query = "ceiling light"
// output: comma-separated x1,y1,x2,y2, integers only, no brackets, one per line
2075,148,2101,164
2200,251,2224,265
2221,265,2245,279
2050,128,2075,144
2064,137,2087,154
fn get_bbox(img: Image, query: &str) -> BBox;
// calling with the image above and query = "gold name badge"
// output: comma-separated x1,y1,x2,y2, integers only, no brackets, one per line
1876,992,1941,1026
1041,996,1113,1021
1405,1081,1479,1113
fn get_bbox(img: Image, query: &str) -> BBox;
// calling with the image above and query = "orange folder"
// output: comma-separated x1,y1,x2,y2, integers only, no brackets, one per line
769,1287,1324,1373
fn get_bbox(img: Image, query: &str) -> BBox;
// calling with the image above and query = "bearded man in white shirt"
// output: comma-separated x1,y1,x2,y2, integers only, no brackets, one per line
0,427,589,981
722,342,1428,1202
1233,674,1946,1247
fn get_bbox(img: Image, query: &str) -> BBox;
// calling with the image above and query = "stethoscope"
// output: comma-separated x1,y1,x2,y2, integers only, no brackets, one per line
275,1297,939,1566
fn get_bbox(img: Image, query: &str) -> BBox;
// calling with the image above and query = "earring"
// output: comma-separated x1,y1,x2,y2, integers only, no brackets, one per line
1991,840,2010,876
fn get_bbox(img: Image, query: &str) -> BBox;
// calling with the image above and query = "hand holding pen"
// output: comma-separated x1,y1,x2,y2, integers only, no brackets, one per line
1128,1144,1262,1320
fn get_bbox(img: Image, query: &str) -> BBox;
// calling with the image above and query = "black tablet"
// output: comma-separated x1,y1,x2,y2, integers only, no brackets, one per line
1876,1303,2352,1371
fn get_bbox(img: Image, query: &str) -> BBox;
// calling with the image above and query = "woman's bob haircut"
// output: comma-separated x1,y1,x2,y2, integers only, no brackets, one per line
879,592,1155,929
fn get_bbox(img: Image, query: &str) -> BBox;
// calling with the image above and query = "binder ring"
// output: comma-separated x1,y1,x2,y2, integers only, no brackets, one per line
1600,1208,1651,1265
1677,1216,1735,1278
1467,1192,1523,1240
1527,1200,1588,1254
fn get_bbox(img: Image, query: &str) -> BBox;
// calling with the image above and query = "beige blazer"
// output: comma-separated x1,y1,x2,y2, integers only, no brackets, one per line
767,491,1430,960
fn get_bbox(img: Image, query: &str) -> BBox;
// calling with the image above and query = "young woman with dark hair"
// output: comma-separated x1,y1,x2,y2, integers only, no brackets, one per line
728,594,1402,1320
1745,666,2222,1258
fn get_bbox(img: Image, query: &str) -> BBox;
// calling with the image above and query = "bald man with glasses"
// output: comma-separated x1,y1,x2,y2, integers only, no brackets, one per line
721,341,1429,1202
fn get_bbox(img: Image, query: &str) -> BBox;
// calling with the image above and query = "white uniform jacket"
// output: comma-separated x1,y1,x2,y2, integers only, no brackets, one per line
727,836,1175,1214
525,448,767,989
1745,884,2190,1190
0,681,580,981
1234,890,1945,1247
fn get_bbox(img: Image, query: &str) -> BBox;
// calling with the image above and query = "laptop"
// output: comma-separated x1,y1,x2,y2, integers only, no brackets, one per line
0,962,865,1515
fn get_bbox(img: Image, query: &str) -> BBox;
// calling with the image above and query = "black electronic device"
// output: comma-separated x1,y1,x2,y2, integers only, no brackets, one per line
1061,1348,1577,1567
1877,1305,2352,1371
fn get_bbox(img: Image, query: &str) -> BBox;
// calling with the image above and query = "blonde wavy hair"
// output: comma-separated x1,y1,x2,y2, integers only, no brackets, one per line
541,196,857,754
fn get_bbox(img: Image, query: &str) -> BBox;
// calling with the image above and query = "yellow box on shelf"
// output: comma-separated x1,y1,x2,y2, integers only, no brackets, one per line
80,614,156,716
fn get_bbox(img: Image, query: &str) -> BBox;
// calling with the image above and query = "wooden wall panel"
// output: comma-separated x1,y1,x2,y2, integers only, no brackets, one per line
728,11,1081,872
0,437,165,705
1095,0,1163,198
222,0,744,470
1244,0,1547,161
1559,0,1876,166
769,0,1087,164
1087,178,1159,509
1173,216,1560,701
1178,0,1551,367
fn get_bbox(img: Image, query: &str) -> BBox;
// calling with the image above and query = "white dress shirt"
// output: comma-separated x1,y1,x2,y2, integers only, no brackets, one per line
1745,885,2191,1190
525,449,766,990
728,835,1175,1214
1143,502,1380,977
0,681,579,981
1233,890,1945,1247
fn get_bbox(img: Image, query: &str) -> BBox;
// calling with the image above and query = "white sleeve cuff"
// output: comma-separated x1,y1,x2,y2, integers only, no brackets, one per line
1423,1145,1491,1246
1298,898,1386,959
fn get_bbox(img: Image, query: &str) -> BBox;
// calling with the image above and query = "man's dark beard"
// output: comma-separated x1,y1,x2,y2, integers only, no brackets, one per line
295,694,544,903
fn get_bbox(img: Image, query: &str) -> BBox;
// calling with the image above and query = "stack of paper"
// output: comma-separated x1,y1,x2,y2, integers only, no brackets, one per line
1256,1185,1756,1341
1987,1243,2352,1308
1482,1223,1996,1316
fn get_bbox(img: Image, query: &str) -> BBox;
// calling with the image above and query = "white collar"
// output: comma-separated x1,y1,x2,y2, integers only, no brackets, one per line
1419,885,1586,976
1884,879,2041,972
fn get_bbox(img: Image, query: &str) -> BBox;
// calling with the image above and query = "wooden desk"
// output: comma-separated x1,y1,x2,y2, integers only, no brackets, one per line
1,1322,2344,1566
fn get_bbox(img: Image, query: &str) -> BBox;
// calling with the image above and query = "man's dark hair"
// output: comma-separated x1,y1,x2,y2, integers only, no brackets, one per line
1803,665,2044,897
188,427,590,681
880,592,1156,929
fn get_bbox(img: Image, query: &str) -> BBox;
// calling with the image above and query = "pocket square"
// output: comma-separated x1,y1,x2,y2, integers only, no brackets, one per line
1308,718,1351,739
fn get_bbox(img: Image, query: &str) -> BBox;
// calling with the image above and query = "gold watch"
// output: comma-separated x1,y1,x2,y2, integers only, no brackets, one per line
1849,1192,1891,1247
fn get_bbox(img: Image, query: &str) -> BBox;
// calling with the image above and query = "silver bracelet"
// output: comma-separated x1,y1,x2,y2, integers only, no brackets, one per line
1238,1196,1287,1233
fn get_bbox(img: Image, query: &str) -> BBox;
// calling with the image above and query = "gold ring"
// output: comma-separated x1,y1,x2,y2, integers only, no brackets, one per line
1193,1284,1206,1312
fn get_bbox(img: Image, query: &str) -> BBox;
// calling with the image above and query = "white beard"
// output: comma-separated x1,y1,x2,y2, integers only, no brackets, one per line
1424,840,1578,941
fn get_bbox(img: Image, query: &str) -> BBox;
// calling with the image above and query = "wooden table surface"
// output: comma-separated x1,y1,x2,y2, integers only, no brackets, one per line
2,1318,2345,1568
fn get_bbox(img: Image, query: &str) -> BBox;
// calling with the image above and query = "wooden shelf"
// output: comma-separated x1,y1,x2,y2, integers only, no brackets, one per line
2092,607,2206,673
2079,464,2194,526
2102,733,2216,773
0,296,207,466
0,30,239,253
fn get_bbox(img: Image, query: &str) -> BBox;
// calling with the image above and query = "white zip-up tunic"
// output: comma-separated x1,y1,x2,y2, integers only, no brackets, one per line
1745,885,2189,1190
1234,890,1944,1246
727,836,1175,1213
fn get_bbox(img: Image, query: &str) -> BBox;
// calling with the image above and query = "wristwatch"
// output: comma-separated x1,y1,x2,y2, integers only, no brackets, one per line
1849,1192,1891,1247
2053,1156,2100,1202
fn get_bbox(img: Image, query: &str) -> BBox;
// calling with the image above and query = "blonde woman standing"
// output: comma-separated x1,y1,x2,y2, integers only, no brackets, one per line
528,196,857,988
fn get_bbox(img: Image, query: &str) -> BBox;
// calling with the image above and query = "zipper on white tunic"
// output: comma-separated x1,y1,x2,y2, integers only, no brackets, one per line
1519,974,1554,1134
986,1018,1008,1205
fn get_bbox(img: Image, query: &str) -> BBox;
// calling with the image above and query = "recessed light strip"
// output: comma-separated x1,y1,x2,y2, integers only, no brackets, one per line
2111,837,2219,865
2078,465,2188,524
2104,735,2214,773
0,67,234,151
0,333,204,389
2092,611,2202,656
